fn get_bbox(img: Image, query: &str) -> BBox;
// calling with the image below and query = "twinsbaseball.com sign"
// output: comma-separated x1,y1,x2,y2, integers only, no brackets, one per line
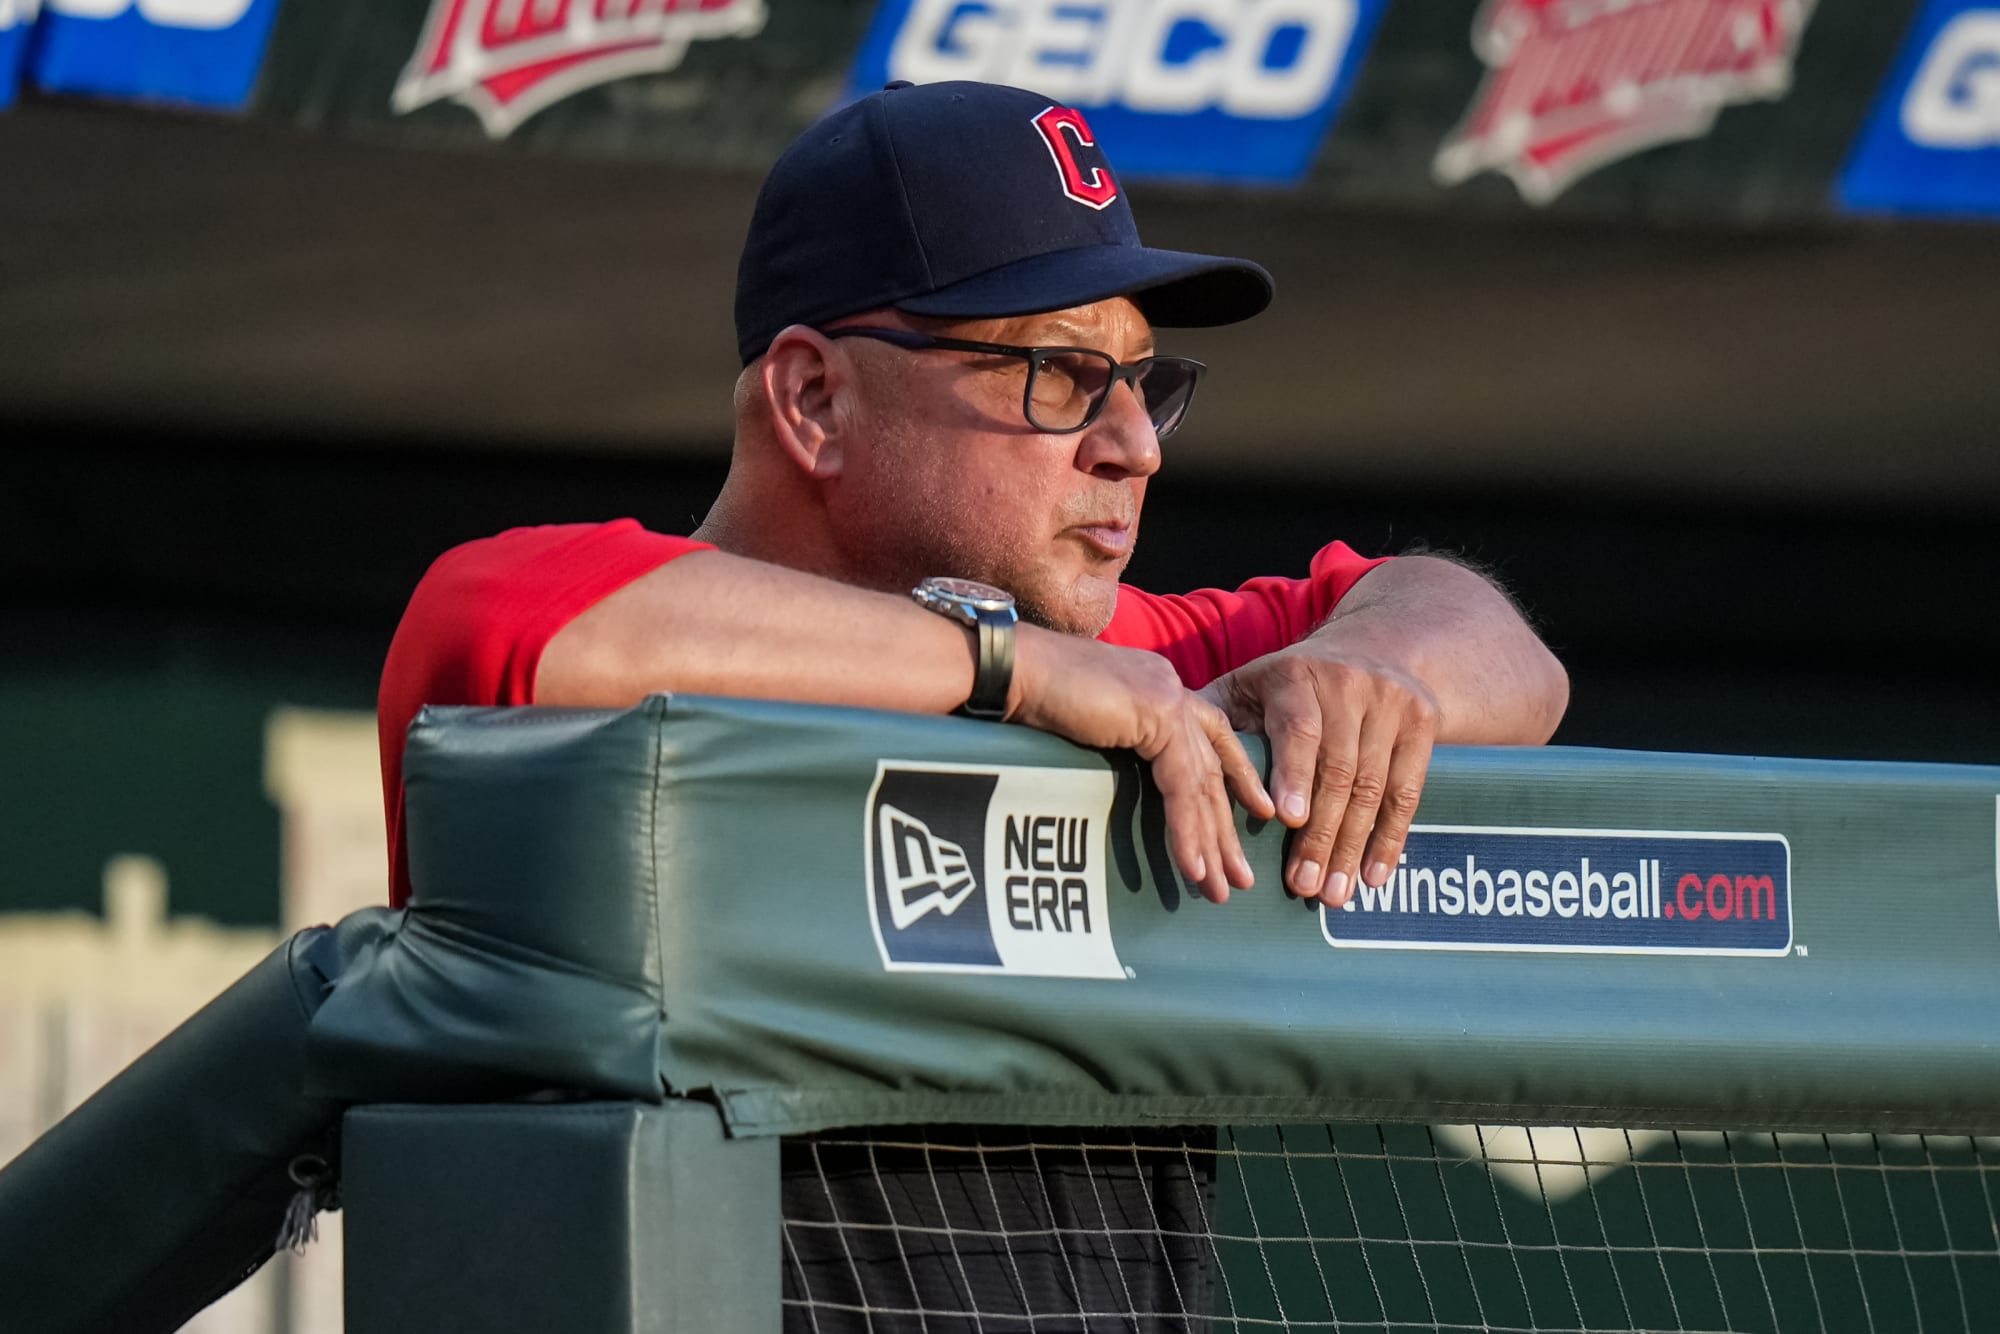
1324,825,1793,956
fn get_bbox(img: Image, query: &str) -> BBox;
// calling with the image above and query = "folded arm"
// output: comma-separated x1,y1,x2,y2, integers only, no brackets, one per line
536,550,1274,902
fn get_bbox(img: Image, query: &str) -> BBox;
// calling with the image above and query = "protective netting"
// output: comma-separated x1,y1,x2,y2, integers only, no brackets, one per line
779,1124,2000,1333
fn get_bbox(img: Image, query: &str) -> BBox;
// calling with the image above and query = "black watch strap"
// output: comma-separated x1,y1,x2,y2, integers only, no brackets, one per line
912,578,1017,721
963,604,1015,721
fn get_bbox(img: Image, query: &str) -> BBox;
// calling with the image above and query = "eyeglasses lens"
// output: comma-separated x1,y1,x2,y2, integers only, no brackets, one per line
1024,350,1199,438
1138,360,1197,438
1027,351,1114,432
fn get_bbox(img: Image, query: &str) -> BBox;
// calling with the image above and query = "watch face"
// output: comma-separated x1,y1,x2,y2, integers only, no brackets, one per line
923,577,1015,612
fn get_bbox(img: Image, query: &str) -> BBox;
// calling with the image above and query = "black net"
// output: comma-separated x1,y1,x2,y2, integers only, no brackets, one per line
779,1125,2000,1333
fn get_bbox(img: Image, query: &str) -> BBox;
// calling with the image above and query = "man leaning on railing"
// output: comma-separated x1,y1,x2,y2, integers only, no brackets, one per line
376,78,1569,1332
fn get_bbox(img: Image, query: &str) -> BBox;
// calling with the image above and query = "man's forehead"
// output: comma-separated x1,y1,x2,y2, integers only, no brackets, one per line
833,296,1158,355
984,298,1156,352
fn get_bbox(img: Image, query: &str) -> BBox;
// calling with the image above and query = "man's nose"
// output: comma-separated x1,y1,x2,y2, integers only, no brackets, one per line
1074,381,1162,480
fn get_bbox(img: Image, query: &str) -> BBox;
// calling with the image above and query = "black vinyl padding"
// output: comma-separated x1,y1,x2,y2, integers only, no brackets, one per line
0,913,391,1334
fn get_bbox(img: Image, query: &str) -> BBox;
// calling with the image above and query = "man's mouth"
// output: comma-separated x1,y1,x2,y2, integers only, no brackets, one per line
1070,521,1132,559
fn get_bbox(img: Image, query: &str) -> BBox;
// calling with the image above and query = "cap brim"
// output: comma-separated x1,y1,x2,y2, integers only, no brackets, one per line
893,243,1273,329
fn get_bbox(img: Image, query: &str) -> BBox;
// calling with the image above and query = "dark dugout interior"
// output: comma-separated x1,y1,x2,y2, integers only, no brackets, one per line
7,423,1995,764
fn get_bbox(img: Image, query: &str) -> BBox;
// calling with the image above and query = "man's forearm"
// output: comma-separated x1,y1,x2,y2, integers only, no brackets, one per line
533,548,1272,900
1310,555,1568,745
535,550,984,712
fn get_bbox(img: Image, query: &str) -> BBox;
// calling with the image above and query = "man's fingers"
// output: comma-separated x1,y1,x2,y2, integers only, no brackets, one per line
1153,724,1229,904
1189,709,1250,899
1358,725,1436,891
1286,727,1360,903
1160,785,1214,900
1202,703,1274,825
1319,705,1404,906
1256,669,1324,830
1175,653,1444,909
1148,699,1262,903
1208,754,1255,891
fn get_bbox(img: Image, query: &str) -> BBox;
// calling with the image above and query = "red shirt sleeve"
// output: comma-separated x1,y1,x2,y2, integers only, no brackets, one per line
1099,541,1391,689
378,519,711,907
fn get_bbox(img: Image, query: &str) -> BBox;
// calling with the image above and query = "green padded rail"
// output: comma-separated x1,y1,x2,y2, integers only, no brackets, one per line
308,695,2000,1137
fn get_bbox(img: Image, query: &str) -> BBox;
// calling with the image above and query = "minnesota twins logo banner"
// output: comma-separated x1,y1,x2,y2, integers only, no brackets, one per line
392,0,767,138
1433,0,1820,204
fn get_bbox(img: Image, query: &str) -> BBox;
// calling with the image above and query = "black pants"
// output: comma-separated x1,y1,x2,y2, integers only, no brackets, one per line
781,1127,1215,1333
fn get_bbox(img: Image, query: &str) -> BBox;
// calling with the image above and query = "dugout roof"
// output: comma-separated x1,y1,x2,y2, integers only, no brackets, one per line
0,102,1995,510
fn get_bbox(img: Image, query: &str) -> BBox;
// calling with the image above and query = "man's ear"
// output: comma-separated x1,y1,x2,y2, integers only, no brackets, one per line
760,326,855,480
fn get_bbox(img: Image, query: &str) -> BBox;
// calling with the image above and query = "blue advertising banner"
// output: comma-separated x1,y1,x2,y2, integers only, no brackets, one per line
1323,825,1794,956
30,0,283,108
0,0,36,110
848,0,1390,185
1840,1,2000,217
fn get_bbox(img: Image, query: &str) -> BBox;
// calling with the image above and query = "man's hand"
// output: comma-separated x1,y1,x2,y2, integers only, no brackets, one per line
1010,626,1275,905
1200,647,1438,907
1197,556,1569,908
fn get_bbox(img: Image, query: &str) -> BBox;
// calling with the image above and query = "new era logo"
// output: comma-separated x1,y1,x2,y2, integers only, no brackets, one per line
866,761,1126,979
877,802,977,928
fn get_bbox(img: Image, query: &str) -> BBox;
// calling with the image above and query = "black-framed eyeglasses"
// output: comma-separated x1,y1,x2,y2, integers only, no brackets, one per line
822,327,1207,440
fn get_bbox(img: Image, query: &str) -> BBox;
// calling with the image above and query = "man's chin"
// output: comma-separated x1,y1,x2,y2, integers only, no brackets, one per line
1016,572,1120,639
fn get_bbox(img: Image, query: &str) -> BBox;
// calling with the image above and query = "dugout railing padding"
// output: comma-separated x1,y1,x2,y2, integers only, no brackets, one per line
0,695,1995,1333
336,696,2000,1135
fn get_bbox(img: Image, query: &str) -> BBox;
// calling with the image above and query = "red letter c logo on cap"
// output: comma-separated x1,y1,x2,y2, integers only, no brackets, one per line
1032,105,1118,211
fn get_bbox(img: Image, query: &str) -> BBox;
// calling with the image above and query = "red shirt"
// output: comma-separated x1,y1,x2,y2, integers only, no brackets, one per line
378,519,1388,907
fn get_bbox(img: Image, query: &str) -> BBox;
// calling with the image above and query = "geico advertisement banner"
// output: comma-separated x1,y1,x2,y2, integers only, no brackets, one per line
1323,825,1793,957
1840,1,2000,216
0,0,36,110
30,0,282,106
848,0,1390,184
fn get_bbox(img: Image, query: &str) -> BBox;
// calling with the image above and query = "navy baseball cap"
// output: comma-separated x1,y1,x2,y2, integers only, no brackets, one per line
734,80,1275,365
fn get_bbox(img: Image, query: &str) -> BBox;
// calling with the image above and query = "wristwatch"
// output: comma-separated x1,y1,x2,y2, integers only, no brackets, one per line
911,577,1017,720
